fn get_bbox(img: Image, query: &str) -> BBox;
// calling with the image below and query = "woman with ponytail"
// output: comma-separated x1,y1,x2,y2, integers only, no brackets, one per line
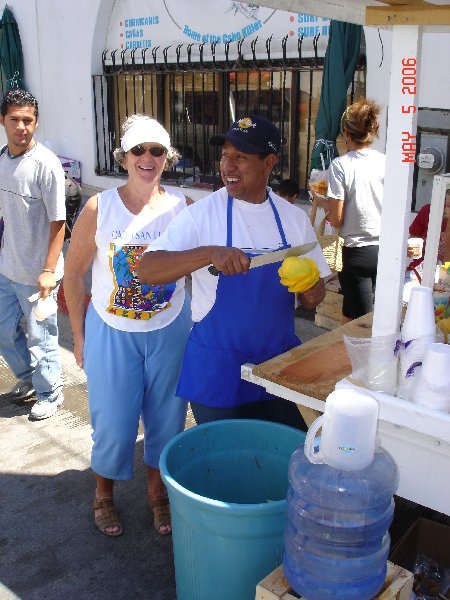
317,99,385,322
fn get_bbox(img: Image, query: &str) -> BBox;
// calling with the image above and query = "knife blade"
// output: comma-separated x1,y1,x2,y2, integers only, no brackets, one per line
249,241,318,268
208,241,318,275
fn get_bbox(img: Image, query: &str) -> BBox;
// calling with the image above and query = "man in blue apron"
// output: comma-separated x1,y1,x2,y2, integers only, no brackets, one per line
138,115,331,428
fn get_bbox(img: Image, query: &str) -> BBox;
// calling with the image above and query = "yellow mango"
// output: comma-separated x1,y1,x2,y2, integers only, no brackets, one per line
437,317,450,343
278,257,316,279
286,272,320,293
278,257,320,293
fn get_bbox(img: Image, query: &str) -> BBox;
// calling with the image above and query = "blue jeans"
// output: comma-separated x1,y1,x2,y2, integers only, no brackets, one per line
0,272,62,401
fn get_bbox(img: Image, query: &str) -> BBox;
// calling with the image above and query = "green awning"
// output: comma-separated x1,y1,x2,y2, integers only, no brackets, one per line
0,5,25,91
310,20,362,171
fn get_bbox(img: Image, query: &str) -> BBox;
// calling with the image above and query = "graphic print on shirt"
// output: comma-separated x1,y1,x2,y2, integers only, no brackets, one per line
107,243,175,319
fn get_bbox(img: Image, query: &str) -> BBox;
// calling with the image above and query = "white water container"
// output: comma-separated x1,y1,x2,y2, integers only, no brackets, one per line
283,388,399,600
303,388,379,471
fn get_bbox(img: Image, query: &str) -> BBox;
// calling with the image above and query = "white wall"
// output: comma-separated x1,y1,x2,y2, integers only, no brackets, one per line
364,26,392,153
365,25,450,149
0,0,118,194
419,30,450,108
1,1,449,200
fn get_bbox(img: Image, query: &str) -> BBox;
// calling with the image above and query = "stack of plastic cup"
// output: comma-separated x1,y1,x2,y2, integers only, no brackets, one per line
398,286,436,401
410,344,450,412
402,286,436,339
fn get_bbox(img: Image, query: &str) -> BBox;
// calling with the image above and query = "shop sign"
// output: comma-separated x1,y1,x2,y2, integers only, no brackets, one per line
105,0,330,63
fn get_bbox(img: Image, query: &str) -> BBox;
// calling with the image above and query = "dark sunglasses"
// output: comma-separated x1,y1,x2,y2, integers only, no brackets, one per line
129,145,167,157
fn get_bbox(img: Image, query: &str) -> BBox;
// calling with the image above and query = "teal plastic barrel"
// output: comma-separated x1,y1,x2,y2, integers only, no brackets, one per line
160,419,306,600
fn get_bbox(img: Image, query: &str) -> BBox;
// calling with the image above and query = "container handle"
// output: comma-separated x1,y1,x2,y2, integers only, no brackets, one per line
304,415,325,464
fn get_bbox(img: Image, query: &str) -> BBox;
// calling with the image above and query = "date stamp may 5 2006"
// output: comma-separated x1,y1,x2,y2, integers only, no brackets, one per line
400,58,418,164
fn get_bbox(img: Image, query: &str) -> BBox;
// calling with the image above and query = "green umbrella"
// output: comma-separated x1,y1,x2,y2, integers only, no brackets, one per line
310,20,361,171
0,5,25,91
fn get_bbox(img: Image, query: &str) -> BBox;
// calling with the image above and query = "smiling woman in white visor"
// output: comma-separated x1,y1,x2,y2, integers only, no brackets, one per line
63,114,193,538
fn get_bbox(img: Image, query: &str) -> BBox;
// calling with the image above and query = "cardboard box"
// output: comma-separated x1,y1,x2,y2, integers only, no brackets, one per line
389,517,450,573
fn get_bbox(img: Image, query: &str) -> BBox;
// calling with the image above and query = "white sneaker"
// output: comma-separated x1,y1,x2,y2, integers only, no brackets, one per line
30,393,64,420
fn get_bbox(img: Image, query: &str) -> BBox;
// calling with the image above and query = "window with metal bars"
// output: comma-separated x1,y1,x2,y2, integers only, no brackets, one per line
93,41,365,195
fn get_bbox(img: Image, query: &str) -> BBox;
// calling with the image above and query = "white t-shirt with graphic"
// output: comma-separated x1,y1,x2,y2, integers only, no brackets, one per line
91,186,187,332
147,187,331,322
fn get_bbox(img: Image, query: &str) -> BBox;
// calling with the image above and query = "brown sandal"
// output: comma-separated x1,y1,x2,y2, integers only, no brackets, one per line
150,496,171,536
93,498,123,537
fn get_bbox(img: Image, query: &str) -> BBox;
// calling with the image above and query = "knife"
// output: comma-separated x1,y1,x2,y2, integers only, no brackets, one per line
208,241,318,276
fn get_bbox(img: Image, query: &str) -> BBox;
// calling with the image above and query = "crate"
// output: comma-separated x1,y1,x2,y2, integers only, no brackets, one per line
255,561,414,600
315,290,343,330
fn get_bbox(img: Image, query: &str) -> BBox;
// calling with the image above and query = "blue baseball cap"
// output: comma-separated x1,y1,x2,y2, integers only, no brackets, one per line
209,114,281,155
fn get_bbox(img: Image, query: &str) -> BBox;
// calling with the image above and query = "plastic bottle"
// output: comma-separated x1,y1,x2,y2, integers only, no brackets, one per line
283,445,399,600
283,389,399,600
32,296,58,321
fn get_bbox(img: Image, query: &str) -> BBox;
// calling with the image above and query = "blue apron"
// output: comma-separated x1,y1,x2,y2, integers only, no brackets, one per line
177,194,300,408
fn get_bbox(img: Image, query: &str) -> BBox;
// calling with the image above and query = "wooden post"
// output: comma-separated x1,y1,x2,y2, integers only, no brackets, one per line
372,26,422,338
421,175,450,289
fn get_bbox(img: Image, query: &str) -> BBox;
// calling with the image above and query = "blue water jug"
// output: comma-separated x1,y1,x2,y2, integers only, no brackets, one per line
283,389,399,600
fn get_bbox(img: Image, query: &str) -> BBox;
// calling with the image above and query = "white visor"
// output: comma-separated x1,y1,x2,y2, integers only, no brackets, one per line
121,119,171,152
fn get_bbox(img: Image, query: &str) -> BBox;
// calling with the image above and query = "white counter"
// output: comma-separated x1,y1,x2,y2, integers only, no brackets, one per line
241,364,450,515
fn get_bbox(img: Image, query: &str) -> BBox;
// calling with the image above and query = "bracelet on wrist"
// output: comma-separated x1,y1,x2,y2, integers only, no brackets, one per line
42,268,55,273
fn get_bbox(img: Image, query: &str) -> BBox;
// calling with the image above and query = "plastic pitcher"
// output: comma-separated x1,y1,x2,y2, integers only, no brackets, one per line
304,388,379,471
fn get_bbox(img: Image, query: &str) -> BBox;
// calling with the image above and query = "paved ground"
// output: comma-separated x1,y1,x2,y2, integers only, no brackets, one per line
0,310,178,600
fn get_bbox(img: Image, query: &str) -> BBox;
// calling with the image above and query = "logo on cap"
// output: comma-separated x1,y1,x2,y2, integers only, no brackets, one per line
209,113,280,155
237,117,256,130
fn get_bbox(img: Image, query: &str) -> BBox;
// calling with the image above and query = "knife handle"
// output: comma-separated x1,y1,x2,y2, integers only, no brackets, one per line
208,265,220,276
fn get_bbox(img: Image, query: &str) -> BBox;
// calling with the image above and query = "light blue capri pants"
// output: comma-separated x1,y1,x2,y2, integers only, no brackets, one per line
83,295,192,480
